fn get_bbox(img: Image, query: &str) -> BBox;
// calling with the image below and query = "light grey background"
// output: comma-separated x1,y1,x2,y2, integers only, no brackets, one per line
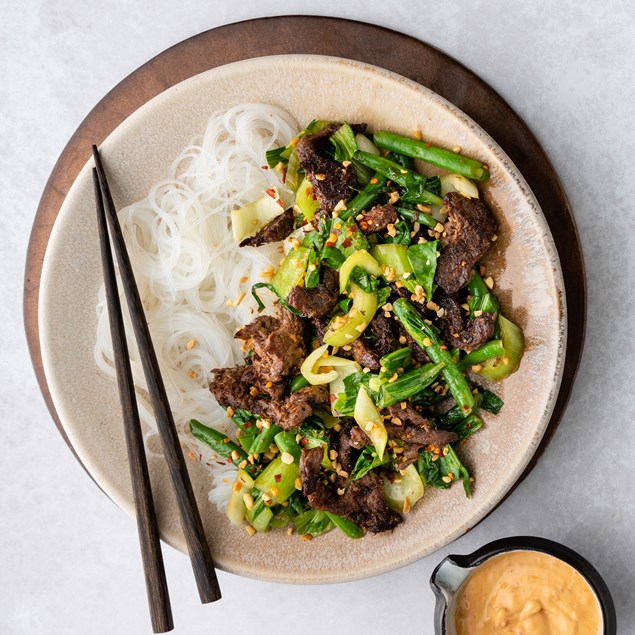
2,1,633,633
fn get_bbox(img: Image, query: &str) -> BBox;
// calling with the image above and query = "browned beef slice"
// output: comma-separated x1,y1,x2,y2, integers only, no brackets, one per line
435,192,498,294
351,312,396,371
260,385,330,430
210,367,327,429
386,404,458,470
387,403,430,430
239,207,294,247
335,421,359,473
300,447,402,533
295,125,358,210
286,266,339,318
209,365,260,413
437,292,496,353
235,307,305,383
389,282,411,300
357,204,398,235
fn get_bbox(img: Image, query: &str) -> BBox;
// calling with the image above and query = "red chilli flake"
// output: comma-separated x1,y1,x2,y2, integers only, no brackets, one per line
274,474,282,483
425,141,433,148
244,422,252,429
329,394,337,403
261,165,269,170
265,188,277,198
342,237,352,248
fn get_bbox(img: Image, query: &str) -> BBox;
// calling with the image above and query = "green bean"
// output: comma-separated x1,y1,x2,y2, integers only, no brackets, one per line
395,206,437,227
340,174,387,220
274,430,302,462
248,423,282,455
392,299,475,414
373,131,490,181
290,374,310,393
189,419,252,469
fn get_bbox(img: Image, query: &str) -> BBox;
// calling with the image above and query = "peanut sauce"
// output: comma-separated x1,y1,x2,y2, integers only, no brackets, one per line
454,550,602,635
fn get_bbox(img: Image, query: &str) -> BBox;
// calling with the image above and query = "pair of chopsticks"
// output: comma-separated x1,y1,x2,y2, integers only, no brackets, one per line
92,146,221,633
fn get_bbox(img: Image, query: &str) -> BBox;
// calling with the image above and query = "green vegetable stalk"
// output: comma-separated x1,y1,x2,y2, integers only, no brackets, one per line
378,361,446,407
373,130,490,182
392,299,475,414
353,151,443,205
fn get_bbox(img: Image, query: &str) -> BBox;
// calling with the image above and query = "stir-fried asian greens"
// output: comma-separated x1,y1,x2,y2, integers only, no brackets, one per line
193,120,524,539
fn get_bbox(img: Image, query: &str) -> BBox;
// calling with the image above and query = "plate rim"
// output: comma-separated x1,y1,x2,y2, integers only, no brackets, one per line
24,17,585,583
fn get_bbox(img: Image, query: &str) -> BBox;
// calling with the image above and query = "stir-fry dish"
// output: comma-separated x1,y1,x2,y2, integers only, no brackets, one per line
190,120,525,539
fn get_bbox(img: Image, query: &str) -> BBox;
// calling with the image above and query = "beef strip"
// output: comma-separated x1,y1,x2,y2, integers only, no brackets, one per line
235,307,305,383
239,207,294,247
435,192,498,294
386,404,458,470
210,366,328,430
389,281,412,300
335,421,366,473
260,385,330,430
295,125,358,210
286,266,339,318
437,292,496,353
209,365,261,413
351,312,396,371
357,204,398,235
300,447,402,533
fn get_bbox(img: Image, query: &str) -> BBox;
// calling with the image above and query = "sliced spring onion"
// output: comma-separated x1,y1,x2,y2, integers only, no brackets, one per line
440,173,479,199
323,283,377,347
230,189,285,242
254,457,300,504
383,464,425,513
339,249,383,293
226,469,254,527
295,177,320,221
475,315,525,380
270,247,310,299
300,344,339,385
355,133,380,156
354,386,387,460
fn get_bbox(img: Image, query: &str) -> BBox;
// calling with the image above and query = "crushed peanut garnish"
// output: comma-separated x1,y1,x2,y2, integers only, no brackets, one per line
294,477,303,491
186,338,197,350
246,525,257,536
280,451,295,465
484,276,495,289
188,370,199,379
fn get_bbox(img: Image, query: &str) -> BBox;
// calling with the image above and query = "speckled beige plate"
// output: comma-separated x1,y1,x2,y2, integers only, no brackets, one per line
39,55,566,583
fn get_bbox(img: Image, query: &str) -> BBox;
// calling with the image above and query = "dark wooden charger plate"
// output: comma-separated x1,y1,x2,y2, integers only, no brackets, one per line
24,16,585,517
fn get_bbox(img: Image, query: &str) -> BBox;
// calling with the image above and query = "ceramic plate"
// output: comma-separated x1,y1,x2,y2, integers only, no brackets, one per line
39,55,566,583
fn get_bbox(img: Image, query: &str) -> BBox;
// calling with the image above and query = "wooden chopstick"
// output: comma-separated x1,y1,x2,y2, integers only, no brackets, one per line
92,146,221,606
93,169,174,634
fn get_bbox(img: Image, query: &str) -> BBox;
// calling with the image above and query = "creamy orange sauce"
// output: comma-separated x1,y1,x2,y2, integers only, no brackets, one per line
453,550,602,635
